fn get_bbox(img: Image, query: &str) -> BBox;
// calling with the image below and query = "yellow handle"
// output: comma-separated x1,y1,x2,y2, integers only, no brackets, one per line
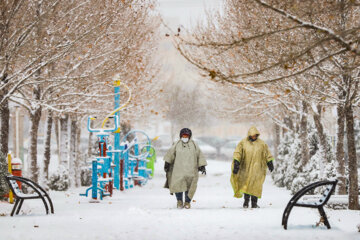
7,153,13,204
101,81,132,128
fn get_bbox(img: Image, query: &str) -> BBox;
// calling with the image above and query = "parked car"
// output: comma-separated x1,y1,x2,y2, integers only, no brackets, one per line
197,136,228,157
155,135,218,159
220,140,239,161
193,138,217,159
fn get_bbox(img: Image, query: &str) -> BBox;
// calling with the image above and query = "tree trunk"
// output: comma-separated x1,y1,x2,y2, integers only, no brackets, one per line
69,118,77,188
88,131,93,158
284,116,294,132
312,105,334,181
300,101,310,167
60,114,69,167
312,105,332,164
75,123,81,187
54,117,61,165
43,110,53,181
0,94,10,197
28,107,42,182
336,104,346,195
0,98,10,157
274,124,280,158
344,104,360,210
295,106,300,134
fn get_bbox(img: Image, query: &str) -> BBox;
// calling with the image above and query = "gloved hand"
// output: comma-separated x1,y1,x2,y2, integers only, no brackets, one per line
198,166,206,175
233,159,240,174
267,161,274,172
164,162,170,172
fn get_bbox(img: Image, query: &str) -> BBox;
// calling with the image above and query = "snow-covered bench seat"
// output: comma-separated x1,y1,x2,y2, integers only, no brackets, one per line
301,195,359,209
6,175,54,216
282,180,338,230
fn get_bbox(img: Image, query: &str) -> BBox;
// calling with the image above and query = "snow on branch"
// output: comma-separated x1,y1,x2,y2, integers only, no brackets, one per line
254,0,360,55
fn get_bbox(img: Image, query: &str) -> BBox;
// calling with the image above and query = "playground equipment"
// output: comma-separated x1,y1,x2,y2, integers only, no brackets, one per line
120,130,155,188
146,142,157,178
5,153,23,203
80,116,119,200
80,80,156,200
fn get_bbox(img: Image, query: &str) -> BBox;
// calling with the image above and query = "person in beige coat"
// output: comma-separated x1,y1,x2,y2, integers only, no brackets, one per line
230,126,274,208
164,128,207,209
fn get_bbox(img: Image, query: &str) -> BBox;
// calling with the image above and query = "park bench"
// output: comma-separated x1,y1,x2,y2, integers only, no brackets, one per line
282,179,338,230
6,175,54,216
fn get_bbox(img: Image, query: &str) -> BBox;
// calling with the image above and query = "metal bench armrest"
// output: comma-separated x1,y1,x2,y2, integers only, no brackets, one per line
6,175,43,198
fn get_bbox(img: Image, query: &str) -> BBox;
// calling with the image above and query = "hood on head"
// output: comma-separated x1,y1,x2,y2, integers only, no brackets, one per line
179,128,192,139
247,126,260,137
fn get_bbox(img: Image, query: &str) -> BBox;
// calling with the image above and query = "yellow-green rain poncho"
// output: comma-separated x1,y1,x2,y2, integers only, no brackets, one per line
230,126,274,198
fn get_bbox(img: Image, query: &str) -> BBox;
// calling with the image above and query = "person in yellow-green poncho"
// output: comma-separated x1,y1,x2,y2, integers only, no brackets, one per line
230,126,274,208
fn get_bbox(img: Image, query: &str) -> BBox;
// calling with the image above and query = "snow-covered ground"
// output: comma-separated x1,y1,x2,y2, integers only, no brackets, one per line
1,159,359,240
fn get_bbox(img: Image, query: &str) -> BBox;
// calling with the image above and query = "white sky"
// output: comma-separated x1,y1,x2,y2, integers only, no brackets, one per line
158,0,223,28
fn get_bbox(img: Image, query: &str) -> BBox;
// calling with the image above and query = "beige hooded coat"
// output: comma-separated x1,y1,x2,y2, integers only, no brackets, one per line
230,126,274,198
164,139,207,200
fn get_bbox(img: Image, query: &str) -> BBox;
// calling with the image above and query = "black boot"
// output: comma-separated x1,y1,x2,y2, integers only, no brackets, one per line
243,194,250,208
251,196,260,208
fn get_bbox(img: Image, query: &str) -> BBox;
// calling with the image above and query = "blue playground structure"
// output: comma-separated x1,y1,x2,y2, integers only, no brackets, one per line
80,80,155,200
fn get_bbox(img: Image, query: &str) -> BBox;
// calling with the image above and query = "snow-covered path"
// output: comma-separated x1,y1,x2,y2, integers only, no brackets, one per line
1,159,359,240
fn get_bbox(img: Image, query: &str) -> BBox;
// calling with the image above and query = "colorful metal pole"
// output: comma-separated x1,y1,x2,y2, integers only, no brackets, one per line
146,147,156,177
7,153,14,204
92,160,98,200
134,139,144,182
124,144,130,189
114,80,121,189
107,146,113,196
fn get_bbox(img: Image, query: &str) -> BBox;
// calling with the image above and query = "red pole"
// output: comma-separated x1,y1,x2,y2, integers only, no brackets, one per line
134,160,139,186
109,172,113,197
120,159,124,191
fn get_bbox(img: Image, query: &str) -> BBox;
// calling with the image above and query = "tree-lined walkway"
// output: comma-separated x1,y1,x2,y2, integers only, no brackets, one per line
0,159,359,240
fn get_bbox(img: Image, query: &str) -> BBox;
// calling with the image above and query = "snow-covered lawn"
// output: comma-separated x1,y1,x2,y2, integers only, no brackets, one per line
1,159,359,240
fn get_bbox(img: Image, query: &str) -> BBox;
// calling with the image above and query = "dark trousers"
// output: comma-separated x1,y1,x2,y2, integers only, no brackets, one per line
244,193,258,202
175,191,191,203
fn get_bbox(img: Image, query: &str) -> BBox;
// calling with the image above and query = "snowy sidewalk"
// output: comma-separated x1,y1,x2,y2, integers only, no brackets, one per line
0,159,359,240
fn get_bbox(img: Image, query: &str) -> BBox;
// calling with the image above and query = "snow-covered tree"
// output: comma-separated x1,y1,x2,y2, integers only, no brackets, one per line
172,0,359,209
272,132,295,188
160,81,212,141
1,0,160,188
0,153,9,200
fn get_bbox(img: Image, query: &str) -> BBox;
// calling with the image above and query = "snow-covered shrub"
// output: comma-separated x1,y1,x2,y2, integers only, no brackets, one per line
305,151,322,181
290,174,306,194
272,132,293,187
0,153,9,200
291,151,321,194
48,165,69,191
80,167,92,186
284,135,303,190
272,159,287,188
291,131,336,195
308,125,319,158
78,151,92,186
272,120,337,195
323,157,337,179
272,132,303,191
